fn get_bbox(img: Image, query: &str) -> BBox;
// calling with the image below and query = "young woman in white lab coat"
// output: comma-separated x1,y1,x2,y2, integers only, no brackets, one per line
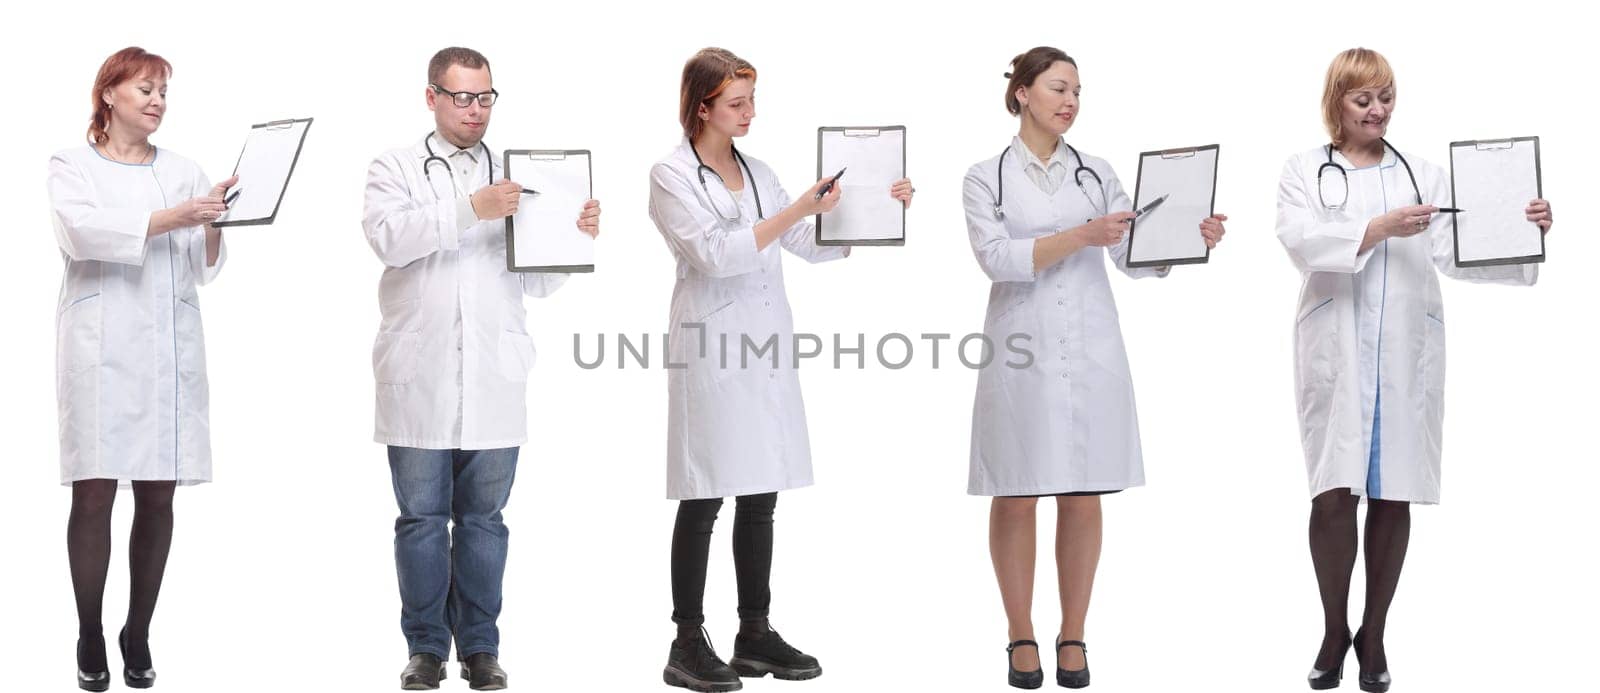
647,47,912,692
962,47,1227,690
47,47,238,692
1278,48,1553,693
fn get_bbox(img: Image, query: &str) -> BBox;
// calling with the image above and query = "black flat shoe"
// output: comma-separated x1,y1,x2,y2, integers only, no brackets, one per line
400,653,446,690
118,628,156,689
460,653,508,691
1352,629,1391,693
1055,639,1090,689
729,628,821,681
1308,631,1351,689
76,634,109,692
1006,639,1044,689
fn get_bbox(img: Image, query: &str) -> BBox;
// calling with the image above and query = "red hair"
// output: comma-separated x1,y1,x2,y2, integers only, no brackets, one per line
679,48,757,140
87,47,173,145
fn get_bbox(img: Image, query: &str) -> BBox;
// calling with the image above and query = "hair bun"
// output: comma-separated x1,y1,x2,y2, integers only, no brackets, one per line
1003,72,1013,79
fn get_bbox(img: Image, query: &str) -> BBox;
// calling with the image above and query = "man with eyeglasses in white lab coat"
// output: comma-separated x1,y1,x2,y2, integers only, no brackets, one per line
362,46,601,691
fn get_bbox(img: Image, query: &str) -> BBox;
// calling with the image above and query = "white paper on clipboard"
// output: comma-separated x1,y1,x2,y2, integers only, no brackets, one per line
1126,145,1218,267
214,118,312,227
1450,137,1543,266
504,150,594,272
816,126,905,245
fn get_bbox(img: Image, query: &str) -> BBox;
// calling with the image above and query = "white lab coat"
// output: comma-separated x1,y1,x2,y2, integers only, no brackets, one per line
1277,146,1537,504
648,139,849,500
48,146,227,486
963,143,1166,496
363,134,568,450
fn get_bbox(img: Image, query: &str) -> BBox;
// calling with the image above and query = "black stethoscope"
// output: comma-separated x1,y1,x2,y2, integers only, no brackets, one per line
991,142,1104,220
422,131,492,198
690,141,764,221
1317,138,1421,210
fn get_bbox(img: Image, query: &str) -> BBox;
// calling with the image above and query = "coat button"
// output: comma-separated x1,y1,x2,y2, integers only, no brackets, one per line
764,300,770,307
1057,300,1064,306
762,284,768,290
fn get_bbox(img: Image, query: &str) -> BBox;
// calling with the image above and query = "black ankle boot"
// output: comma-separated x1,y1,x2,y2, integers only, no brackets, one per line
664,627,743,692
730,627,821,681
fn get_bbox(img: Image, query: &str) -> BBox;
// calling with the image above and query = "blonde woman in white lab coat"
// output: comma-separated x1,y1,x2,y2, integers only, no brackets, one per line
647,47,912,692
48,47,238,691
963,47,1226,690
1279,48,1552,693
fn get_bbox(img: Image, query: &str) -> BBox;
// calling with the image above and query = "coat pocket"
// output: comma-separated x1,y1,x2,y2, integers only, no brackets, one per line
499,330,536,382
56,293,102,374
1420,312,1446,417
1295,298,1338,385
372,331,422,385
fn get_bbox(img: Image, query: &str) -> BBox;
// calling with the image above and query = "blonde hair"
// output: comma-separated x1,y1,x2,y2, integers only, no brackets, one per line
1321,48,1396,147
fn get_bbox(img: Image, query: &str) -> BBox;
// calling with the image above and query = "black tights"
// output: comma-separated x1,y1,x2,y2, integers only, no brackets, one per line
1308,490,1410,674
670,493,777,639
68,480,176,671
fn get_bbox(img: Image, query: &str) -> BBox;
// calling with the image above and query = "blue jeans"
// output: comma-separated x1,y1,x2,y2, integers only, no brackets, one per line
388,446,518,660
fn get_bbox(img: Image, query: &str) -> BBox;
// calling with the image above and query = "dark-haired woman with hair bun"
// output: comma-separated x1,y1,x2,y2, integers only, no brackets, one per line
47,46,237,691
647,47,912,692
962,47,1227,690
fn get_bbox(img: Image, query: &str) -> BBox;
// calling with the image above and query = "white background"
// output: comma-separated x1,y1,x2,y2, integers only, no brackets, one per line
2,1,1594,691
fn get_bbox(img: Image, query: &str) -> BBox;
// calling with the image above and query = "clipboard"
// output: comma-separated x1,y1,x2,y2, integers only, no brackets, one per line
815,126,906,246
212,117,312,228
1449,136,1544,267
1125,144,1219,268
503,149,594,273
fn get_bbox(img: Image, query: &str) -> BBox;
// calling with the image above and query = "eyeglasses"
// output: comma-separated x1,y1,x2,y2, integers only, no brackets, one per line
429,84,498,108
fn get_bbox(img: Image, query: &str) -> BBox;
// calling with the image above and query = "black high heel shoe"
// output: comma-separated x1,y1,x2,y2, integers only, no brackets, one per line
1352,629,1391,693
118,627,157,689
1006,640,1043,689
1307,631,1350,690
1055,639,1090,689
76,634,110,692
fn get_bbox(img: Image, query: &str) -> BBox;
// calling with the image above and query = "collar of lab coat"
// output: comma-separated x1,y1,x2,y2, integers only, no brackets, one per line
1010,135,1069,173
1329,144,1397,171
414,132,501,174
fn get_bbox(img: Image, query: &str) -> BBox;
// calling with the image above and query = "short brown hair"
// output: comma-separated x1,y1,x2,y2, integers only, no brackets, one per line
88,47,172,145
428,47,491,86
1321,48,1395,147
678,48,757,140
1005,47,1076,115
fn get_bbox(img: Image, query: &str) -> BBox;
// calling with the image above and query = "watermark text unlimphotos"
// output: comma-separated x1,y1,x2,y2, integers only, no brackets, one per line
574,325,1035,370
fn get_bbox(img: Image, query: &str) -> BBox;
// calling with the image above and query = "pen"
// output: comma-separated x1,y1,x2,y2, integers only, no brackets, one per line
224,188,242,206
1132,194,1168,219
1436,207,1464,214
815,167,847,200
521,189,539,196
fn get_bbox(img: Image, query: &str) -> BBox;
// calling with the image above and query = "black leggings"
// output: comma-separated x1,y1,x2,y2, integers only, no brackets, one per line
670,492,776,627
